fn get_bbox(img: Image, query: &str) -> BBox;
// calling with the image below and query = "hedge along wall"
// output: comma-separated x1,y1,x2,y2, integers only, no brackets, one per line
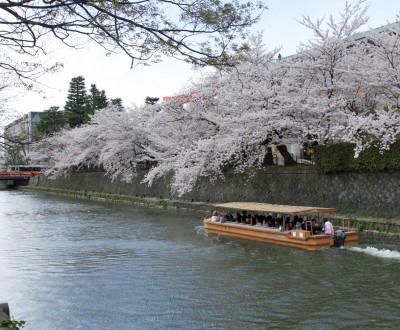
30,166,400,219
314,141,400,173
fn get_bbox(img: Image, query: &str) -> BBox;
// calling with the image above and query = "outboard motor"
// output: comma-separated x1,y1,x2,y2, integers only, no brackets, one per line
334,229,346,247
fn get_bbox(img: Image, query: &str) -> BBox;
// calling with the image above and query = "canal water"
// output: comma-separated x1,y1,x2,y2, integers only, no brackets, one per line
1,191,400,329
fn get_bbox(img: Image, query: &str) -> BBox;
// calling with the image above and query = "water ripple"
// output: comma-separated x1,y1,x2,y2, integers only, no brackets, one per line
1,191,400,329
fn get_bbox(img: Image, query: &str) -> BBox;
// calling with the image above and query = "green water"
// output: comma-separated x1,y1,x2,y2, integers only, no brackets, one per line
1,191,399,329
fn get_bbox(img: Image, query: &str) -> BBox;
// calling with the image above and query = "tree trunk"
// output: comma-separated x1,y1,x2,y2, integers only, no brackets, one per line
276,145,297,165
262,147,274,166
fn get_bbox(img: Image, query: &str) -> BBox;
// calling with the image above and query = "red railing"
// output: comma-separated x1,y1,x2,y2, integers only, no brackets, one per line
0,171,41,178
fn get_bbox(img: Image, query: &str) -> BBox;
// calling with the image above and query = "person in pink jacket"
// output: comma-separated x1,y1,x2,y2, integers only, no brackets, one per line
322,218,335,238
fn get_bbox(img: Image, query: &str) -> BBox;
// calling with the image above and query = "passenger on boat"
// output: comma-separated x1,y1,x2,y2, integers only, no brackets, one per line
322,218,334,237
251,214,258,226
288,221,294,230
295,217,304,229
241,211,248,224
235,212,241,223
223,213,233,222
284,217,291,231
311,219,322,234
246,213,251,223
211,211,220,222
255,215,263,226
267,215,274,227
300,218,305,229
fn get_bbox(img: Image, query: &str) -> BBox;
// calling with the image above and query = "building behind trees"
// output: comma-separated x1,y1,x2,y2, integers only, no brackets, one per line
3,111,42,164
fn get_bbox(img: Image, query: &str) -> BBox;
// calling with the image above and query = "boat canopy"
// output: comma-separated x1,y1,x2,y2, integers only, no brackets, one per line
212,202,336,215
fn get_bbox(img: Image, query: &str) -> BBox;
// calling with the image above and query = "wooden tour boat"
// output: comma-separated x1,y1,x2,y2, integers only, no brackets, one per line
204,202,359,251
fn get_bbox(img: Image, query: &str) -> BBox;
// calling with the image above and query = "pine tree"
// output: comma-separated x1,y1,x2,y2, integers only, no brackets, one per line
110,98,124,110
145,96,160,105
88,84,109,114
64,76,90,128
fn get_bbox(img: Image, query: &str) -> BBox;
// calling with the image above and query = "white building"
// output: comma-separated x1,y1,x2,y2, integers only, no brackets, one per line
3,111,42,164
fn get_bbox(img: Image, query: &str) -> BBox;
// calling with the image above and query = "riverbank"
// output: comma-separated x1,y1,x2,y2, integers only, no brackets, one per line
27,167,400,218
20,184,400,239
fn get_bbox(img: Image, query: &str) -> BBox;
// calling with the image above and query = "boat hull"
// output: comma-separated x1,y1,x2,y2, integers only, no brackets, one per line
204,220,358,251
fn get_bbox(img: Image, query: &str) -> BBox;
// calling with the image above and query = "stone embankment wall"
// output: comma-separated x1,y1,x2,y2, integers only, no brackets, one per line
26,166,400,236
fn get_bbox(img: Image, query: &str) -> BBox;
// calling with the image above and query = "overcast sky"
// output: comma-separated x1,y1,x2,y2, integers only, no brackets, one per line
9,0,400,115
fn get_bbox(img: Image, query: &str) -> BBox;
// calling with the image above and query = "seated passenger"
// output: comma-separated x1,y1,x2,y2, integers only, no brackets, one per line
235,212,242,223
288,222,294,230
250,214,258,226
255,215,263,226
246,213,251,223
310,218,322,234
223,213,233,222
295,216,303,229
275,217,283,228
267,215,274,227
211,211,220,222
299,217,305,230
241,211,248,224
284,218,291,231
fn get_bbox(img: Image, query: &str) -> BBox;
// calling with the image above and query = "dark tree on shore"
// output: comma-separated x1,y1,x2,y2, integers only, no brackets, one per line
64,76,90,128
35,106,67,138
145,96,160,105
109,98,123,110
88,84,109,114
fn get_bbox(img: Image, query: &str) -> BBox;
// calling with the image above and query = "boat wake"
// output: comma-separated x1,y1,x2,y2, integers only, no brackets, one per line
348,246,400,260
194,225,205,235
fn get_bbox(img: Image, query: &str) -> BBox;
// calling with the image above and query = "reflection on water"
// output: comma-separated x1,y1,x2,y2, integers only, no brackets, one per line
1,190,400,329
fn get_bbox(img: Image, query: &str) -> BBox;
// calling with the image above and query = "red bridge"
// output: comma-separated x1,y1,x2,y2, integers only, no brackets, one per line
0,171,41,180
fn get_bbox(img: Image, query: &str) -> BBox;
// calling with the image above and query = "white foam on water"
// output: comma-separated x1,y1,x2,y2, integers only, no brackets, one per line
349,246,400,260
194,225,205,235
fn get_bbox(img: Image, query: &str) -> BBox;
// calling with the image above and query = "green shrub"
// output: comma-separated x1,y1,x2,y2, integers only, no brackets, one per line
0,317,26,330
159,200,169,208
314,140,400,173
314,143,356,173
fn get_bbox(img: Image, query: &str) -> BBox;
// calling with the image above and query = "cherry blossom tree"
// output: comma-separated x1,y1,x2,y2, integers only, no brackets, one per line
30,2,400,196
278,0,370,143
341,16,400,155
141,32,288,195
274,0,400,157
29,105,157,181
